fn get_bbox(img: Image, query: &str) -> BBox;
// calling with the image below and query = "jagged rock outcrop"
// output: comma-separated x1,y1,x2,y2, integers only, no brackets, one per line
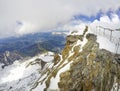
58,33,120,91
66,35,83,45
0,51,22,67
53,54,61,65
35,58,46,69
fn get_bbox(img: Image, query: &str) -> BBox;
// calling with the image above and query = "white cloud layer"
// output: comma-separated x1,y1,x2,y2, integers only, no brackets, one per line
58,13,120,33
91,14,120,29
0,0,120,38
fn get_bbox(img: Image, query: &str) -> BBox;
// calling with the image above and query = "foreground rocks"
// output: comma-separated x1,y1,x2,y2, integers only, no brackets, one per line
58,32,120,91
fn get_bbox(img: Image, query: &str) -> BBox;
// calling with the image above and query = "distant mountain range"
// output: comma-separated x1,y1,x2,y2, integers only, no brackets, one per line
0,32,67,64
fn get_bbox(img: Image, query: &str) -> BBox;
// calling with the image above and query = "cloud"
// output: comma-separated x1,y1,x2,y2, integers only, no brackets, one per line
15,21,37,36
0,0,120,38
91,14,120,29
58,13,120,34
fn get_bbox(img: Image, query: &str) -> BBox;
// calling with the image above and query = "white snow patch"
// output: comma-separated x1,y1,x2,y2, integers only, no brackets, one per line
97,35,118,53
0,59,40,84
1,64,25,83
111,77,120,91
48,62,72,90
33,81,46,91
89,24,120,54
111,83,119,91
33,74,47,91
80,36,88,52
38,52,54,62
0,56,41,91
39,55,54,62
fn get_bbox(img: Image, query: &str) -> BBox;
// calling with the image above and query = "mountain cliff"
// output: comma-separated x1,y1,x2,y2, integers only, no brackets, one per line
31,26,120,91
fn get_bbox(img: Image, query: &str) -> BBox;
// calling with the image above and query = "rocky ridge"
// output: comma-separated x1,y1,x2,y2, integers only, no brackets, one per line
30,26,120,91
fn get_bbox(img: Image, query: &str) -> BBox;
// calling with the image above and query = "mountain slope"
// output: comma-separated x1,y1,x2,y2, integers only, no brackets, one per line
0,32,66,57
0,52,54,91
32,25,120,91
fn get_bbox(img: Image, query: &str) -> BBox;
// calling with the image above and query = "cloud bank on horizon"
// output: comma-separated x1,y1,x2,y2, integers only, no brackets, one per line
0,0,120,38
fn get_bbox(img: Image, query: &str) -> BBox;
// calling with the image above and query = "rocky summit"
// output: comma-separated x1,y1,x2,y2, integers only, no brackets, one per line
30,26,120,91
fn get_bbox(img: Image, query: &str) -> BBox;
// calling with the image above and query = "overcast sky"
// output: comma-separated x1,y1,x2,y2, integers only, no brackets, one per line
0,0,120,38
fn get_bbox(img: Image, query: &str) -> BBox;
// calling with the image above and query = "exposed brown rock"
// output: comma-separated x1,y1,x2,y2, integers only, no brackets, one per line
53,54,61,65
58,33,120,91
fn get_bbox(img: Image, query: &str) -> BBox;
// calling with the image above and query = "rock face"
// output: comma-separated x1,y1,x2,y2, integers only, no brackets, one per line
26,58,46,69
59,47,120,91
0,51,22,66
58,31,120,91
53,54,61,65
